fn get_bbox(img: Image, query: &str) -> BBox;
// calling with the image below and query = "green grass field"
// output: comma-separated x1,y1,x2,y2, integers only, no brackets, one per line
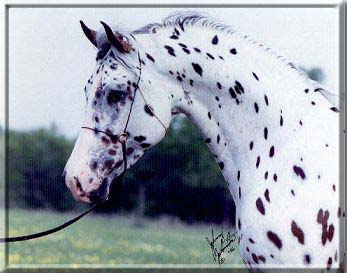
5,209,244,267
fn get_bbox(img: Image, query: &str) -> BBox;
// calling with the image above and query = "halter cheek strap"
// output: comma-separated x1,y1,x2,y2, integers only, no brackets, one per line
0,50,167,243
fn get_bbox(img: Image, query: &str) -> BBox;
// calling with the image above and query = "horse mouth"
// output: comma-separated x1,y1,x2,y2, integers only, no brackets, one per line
87,178,110,204
76,195,93,203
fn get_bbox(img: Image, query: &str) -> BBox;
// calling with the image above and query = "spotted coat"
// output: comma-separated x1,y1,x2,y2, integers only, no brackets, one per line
65,12,342,272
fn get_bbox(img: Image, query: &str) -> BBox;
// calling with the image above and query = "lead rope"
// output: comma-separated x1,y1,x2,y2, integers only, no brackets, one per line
0,50,167,243
0,129,128,243
0,53,142,243
0,204,98,243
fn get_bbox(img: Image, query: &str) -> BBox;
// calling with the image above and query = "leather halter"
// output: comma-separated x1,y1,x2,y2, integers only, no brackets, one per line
0,51,167,243
82,51,167,178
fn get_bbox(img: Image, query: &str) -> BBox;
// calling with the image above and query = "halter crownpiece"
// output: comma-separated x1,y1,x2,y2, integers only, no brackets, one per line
0,46,167,243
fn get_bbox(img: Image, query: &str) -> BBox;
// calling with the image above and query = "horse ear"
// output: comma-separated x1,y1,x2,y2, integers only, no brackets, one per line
100,21,134,54
80,20,97,47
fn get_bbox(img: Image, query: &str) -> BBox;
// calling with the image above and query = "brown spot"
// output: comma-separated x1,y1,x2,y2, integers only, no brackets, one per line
254,102,259,113
317,209,324,223
249,141,254,150
293,165,306,179
145,53,155,63
291,220,305,245
267,231,282,250
91,161,98,170
101,136,110,145
219,162,224,170
256,156,261,168
108,149,117,155
144,104,154,116
327,224,335,242
126,147,134,155
317,209,333,246
304,254,311,264
330,107,339,113
264,127,268,140
252,253,259,264
141,143,151,149
230,48,237,55
264,189,270,202
134,135,146,142
258,255,266,263
104,159,114,169
114,160,123,168
327,257,332,271
256,198,265,215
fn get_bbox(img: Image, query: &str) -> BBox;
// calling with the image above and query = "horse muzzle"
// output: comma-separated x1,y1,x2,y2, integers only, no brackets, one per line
64,171,109,204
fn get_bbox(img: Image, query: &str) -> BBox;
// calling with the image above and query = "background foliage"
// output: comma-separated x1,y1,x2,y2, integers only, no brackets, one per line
7,118,235,225
6,67,323,226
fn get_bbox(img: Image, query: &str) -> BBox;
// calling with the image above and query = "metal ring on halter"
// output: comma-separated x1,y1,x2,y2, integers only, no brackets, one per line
0,49,167,243
118,132,128,143
0,56,141,244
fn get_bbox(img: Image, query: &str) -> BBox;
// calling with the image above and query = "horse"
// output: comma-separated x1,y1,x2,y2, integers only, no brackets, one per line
63,11,343,272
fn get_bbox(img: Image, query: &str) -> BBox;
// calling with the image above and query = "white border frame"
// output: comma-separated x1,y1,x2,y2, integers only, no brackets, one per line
1,0,345,272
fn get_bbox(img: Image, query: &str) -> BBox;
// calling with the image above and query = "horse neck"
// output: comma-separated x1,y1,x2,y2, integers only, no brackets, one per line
135,25,331,200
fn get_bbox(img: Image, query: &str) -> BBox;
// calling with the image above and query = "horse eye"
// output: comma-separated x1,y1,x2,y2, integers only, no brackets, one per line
107,89,125,105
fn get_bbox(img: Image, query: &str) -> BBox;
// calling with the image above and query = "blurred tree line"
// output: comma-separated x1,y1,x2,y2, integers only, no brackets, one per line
5,67,324,226
7,119,235,225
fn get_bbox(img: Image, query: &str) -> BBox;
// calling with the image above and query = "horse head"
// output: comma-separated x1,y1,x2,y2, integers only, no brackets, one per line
64,21,171,203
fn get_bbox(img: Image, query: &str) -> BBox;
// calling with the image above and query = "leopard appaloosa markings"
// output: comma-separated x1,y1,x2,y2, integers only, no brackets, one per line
64,12,344,272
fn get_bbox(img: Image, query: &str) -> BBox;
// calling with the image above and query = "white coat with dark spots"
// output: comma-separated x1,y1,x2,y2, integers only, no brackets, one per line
64,12,343,272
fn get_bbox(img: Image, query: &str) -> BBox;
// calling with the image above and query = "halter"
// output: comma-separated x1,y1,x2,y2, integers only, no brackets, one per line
82,51,168,176
0,50,167,243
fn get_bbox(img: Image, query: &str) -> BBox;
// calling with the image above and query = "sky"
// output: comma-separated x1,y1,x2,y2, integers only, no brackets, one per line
5,6,340,138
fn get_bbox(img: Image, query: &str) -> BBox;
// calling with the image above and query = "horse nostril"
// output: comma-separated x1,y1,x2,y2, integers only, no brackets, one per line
88,178,109,204
73,176,86,197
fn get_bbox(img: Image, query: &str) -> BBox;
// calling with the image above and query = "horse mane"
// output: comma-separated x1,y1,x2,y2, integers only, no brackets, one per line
133,11,236,35
133,11,338,107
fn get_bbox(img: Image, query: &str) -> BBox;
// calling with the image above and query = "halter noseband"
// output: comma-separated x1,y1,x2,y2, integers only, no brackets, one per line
0,50,167,243
81,50,167,179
